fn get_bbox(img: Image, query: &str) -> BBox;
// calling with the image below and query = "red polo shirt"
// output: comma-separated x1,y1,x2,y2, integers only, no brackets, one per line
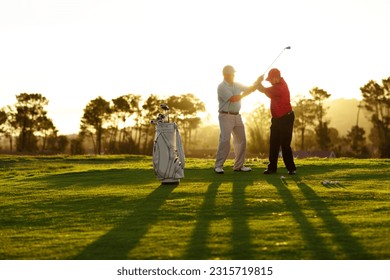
264,78,292,118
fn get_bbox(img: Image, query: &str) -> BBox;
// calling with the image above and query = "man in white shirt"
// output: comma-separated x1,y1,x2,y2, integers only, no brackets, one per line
215,65,255,174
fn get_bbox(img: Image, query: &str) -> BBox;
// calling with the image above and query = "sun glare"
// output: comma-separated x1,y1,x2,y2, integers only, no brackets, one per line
0,0,389,134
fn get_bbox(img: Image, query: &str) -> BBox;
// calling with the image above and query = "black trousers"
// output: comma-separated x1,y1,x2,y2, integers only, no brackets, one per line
268,111,296,172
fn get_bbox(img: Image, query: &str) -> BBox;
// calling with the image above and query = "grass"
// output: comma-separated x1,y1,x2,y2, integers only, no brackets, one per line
0,155,389,260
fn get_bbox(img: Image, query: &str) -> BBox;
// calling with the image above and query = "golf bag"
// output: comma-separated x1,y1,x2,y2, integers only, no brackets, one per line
151,105,185,184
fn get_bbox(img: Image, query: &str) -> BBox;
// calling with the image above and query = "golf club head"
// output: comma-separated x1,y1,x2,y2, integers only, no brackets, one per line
263,46,291,75
160,103,170,111
157,113,166,122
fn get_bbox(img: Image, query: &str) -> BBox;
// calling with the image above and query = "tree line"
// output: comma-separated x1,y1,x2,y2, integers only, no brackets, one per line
0,76,389,158
78,93,205,155
0,93,205,155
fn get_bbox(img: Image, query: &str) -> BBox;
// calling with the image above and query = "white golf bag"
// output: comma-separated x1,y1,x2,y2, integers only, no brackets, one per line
152,106,185,184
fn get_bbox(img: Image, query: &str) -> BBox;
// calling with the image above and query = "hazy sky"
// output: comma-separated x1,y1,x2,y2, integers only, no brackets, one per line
1,0,389,134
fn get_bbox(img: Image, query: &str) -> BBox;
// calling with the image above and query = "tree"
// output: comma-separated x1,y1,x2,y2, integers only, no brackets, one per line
244,103,270,156
0,106,18,152
80,96,111,154
131,96,144,153
0,109,7,142
36,115,57,152
166,93,205,153
141,94,163,154
315,122,331,150
13,93,56,153
360,78,390,158
293,96,316,150
0,109,7,151
46,135,69,153
344,125,370,158
0,109,6,131
70,137,84,155
109,94,141,153
309,87,332,150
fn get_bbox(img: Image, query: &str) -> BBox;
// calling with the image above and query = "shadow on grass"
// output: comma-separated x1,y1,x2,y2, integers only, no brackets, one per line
230,179,255,259
185,172,255,259
267,176,374,259
266,177,334,259
29,168,155,188
293,177,374,259
293,161,390,182
185,181,221,259
74,183,177,260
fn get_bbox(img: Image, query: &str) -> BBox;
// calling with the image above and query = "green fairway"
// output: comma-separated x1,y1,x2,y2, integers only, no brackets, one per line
0,155,389,260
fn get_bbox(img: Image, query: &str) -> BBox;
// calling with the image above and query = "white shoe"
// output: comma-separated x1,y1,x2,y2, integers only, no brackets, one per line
215,167,224,174
235,166,252,172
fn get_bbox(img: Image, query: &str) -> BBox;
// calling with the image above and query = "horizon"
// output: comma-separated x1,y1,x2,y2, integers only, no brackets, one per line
1,94,369,137
1,0,389,134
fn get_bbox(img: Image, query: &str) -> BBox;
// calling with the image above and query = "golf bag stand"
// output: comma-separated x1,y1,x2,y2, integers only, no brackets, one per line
152,121,185,184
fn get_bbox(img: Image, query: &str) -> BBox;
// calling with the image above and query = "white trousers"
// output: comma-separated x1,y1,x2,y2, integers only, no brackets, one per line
215,113,247,170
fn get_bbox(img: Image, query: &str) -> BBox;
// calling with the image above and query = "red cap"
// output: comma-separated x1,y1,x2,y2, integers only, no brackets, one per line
266,68,281,81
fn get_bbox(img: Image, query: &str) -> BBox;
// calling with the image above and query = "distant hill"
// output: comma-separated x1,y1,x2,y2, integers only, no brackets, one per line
325,98,372,136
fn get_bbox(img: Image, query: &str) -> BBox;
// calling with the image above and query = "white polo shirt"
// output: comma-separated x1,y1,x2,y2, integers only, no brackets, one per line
217,80,248,113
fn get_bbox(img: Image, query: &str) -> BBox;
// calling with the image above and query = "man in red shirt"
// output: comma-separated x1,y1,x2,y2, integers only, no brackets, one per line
255,68,296,175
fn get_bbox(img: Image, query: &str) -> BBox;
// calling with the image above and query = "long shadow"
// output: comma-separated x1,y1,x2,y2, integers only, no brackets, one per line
185,173,255,259
29,168,154,188
185,181,221,259
294,179,374,259
291,161,390,180
74,184,177,259
266,177,335,259
230,179,255,259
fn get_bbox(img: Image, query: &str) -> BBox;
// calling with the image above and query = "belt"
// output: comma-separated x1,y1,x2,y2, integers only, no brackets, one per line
220,111,239,115
275,110,294,119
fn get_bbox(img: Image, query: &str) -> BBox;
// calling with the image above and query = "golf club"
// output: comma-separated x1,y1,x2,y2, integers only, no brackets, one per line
263,46,291,75
219,46,291,111
160,103,170,122
160,103,170,111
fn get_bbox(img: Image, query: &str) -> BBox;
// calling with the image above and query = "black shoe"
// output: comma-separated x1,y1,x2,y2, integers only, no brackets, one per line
288,170,296,175
263,169,276,174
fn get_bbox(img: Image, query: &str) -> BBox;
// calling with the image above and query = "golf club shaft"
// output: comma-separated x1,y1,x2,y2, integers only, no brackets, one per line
219,46,290,111
263,46,291,75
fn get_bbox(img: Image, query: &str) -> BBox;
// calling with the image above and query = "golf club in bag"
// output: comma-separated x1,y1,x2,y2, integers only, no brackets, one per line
151,104,185,184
